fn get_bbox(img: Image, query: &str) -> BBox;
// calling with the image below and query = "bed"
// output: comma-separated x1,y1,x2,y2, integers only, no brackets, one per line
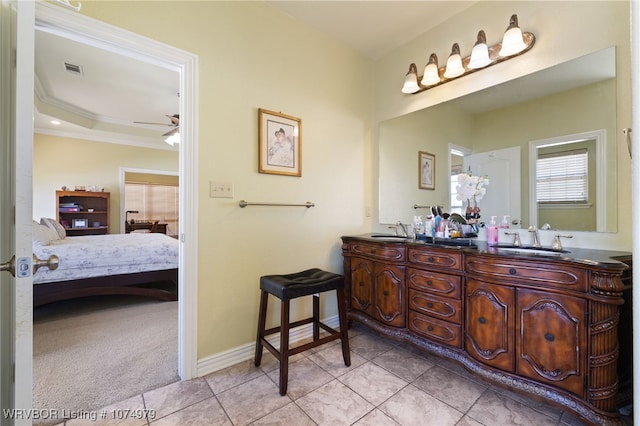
32,220,178,307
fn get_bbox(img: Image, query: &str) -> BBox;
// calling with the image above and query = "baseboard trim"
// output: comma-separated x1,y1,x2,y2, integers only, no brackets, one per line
196,314,339,377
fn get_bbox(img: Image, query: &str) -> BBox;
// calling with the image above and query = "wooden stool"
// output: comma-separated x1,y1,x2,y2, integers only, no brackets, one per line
254,268,351,395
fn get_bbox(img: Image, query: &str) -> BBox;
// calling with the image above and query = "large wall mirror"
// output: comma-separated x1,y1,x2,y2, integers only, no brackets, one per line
379,46,617,233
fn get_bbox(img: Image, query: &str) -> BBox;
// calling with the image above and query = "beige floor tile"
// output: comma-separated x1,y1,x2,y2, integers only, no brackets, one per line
296,379,375,425
371,346,436,382
455,415,486,426
250,402,316,425
216,375,290,425
466,389,560,426
142,378,213,420
149,396,231,426
348,332,395,360
412,365,487,412
339,362,408,406
306,342,367,377
203,359,264,394
352,408,400,425
266,357,334,399
379,385,464,426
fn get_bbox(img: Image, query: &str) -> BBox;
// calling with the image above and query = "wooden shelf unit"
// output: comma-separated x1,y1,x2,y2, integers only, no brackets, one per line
56,190,110,236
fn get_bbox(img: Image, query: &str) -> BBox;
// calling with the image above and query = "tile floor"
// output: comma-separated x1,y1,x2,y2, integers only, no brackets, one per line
63,324,631,426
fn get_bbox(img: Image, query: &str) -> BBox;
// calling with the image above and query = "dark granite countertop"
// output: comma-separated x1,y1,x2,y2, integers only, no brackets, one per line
341,234,631,270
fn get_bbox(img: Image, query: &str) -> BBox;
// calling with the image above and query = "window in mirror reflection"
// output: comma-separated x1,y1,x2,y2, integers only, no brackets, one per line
536,148,588,204
449,145,468,216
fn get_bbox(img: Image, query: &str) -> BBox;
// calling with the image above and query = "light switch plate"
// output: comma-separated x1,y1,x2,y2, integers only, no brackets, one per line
210,181,234,198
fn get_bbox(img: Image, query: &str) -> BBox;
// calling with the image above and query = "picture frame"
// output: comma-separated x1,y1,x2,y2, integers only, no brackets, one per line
258,108,302,177
419,151,435,190
72,218,88,228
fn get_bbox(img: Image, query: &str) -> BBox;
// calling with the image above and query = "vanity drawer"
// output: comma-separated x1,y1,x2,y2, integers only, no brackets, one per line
408,311,462,348
350,242,406,262
408,248,462,271
407,267,461,299
408,289,462,323
466,256,587,292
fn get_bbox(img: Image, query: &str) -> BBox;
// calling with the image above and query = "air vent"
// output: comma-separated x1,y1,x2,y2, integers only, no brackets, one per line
63,62,83,76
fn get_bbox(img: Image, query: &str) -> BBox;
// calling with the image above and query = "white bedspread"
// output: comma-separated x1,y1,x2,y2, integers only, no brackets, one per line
33,233,179,284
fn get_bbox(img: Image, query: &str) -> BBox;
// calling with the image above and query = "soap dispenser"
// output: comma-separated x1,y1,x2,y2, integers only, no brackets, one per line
500,215,510,229
487,215,499,246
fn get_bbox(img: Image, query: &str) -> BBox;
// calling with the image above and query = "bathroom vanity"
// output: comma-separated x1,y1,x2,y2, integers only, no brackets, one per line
341,235,632,425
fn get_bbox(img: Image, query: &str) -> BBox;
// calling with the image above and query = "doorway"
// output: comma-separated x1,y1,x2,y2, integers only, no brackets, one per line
32,0,198,409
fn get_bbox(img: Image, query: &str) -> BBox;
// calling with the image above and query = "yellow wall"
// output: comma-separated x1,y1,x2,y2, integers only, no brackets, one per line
78,1,374,359
66,1,631,366
33,134,179,233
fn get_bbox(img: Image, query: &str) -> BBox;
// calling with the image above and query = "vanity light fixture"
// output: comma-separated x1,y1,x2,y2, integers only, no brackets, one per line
401,14,535,95
401,63,420,94
443,43,464,78
421,53,440,86
499,14,528,56
468,30,491,69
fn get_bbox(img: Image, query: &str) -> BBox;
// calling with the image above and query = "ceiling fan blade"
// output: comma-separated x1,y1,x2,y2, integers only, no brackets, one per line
162,127,180,137
133,120,173,126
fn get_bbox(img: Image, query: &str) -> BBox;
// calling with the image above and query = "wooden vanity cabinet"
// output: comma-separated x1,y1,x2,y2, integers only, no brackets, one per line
345,241,405,327
465,279,515,372
341,236,630,425
516,288,587,397
407,247,463,348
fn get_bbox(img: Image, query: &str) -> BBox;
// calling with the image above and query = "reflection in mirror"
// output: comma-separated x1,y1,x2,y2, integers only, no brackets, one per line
529,130,606,232
378,47,617,233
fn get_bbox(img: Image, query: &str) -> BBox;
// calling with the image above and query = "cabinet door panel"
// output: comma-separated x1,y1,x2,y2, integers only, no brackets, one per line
374,264,405,327
517,289,586,396
465,279,515,372
350,258,374,315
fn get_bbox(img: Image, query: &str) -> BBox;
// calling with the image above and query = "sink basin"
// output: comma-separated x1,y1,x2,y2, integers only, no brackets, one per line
370,234,409,240
497,245,570,255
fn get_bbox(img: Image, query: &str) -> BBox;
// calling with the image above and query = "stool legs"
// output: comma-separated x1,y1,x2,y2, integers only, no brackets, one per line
337,287,351,366
254,286,351,396
279,299,290,395
254,290,268,366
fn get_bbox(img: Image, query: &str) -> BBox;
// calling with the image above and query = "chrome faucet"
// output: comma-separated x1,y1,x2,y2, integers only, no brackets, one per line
396,221,409,237
527,225,541,248
505,231,521,247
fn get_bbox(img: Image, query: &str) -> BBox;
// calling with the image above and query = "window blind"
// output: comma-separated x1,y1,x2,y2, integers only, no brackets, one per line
536,149,588,203
125,183,179,235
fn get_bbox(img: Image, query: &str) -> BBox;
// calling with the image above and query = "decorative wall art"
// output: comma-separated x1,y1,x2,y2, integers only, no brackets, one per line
258,108,302,177
419,151,435,190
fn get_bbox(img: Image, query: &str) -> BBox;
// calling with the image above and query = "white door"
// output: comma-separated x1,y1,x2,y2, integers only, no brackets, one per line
1,0,35,423
464,146,521,228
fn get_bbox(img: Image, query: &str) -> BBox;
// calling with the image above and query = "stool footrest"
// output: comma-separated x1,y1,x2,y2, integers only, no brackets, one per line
263,316,315,337
259,324,341,358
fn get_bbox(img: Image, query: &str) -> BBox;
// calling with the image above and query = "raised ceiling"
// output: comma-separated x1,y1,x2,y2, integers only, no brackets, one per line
33,2,477,149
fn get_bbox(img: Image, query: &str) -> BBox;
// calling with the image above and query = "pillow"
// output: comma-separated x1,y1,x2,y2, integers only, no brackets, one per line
32,221,59,245
40,217,66,240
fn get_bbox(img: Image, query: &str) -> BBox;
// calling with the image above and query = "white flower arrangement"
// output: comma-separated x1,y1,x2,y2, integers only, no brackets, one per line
455,172,490,203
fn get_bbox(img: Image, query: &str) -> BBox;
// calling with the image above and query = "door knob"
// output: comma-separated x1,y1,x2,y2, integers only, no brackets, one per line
1,255,16,277
32,254,59,274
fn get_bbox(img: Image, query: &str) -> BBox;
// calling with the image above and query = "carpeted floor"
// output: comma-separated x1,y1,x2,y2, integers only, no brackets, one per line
33,295,179,425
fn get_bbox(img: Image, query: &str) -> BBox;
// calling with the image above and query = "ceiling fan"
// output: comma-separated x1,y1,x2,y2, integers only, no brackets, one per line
134,114,179,137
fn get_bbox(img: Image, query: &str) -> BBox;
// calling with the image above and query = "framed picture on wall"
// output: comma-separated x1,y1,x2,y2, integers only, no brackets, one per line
258,108,302,177
419,151,435,190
